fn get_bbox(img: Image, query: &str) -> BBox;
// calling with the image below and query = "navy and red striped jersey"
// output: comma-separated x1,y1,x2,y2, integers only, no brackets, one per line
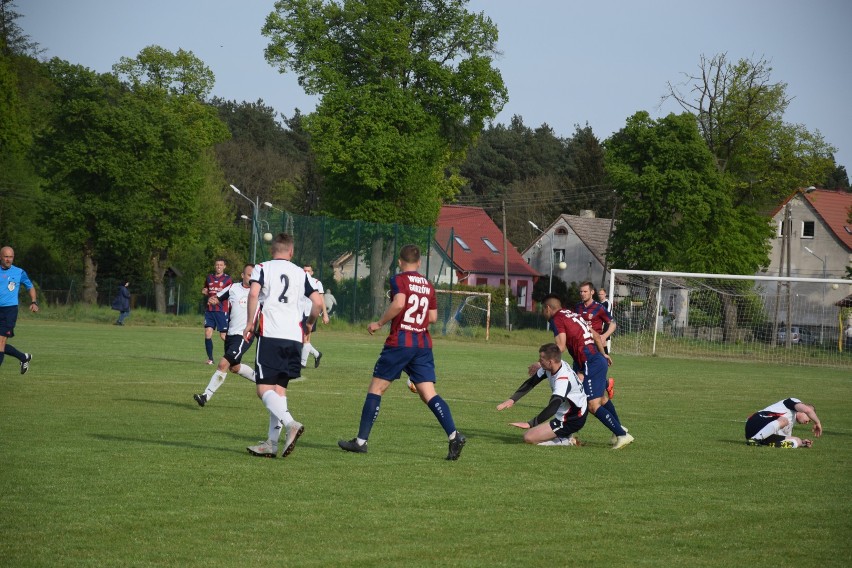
573,300,612,335
551,309,598,366
205,273,233,313
384,271,436,348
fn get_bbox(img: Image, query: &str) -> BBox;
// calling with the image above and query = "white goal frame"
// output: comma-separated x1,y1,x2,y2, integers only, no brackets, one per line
435,290,492,340
608,269,851,367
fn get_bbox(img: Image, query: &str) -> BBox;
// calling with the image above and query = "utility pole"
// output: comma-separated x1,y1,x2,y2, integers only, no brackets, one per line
502,200,510,330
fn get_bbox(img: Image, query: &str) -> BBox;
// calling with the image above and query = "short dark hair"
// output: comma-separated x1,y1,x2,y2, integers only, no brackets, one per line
539,343,561,361
543,293,563,310
399,244,421,264
579,281,594,291
271,233,294,254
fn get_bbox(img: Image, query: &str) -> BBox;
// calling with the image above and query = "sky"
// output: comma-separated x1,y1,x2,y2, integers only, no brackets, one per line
16,0,852,171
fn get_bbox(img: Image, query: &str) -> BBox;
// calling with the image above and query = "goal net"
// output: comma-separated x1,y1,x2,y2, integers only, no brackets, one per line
435,290,492,340
607,269,852,368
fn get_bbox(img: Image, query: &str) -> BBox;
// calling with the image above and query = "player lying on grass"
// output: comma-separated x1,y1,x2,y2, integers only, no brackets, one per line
497,343,587,447
745,398,822,448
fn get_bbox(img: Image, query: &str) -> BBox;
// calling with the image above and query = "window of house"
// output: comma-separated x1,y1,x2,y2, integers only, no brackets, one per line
801,221,815,238
517,281,528,307
555,227,568,236
454,236,471,251
481,237,499,253
553,249,566,263
475,277,488,286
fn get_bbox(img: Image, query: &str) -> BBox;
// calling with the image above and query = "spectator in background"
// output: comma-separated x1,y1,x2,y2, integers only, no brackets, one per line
324,288,337,317
111,281,131,325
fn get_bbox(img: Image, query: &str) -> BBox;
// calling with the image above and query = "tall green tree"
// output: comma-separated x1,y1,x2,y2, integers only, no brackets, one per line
664,53,838,209
606,112,774,341
263,0,507,315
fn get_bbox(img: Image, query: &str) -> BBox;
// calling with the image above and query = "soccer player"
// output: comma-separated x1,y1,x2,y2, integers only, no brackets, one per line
497,343,587,447
0,246,38,374
202,258,232,365
337,244,466,460
299,265,329,368
745,398,822,448
193,264,257,407
576,281,616,354
243,234,323,458
542,294,633,449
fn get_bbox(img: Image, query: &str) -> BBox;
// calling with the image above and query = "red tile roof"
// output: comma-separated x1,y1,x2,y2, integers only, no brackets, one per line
436,205,539,277
773,189,852,250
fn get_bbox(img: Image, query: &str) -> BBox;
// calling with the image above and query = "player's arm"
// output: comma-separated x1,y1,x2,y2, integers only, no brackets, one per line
497,373,546,410
794,402,822,437
524,395,565,428
308,291,323,329
24,274,39,312
368,292,405,335
243,282,261,341
592,330,612,365
600,317,616,341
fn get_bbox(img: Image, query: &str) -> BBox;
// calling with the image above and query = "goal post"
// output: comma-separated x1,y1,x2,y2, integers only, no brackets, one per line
607,269,852,367
435,290,492,340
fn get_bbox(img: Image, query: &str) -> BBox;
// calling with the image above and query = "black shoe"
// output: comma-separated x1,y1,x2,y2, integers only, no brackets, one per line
314,351,323,368
338,438,367,453
193,393,207,407
446,432,466,460
20,353,31,375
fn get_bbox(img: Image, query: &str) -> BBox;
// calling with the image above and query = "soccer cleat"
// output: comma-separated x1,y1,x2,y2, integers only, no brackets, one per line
281,422,304,458
610,426,629,446
314,351,322,368
20,353,32,375
606,377,615,399
446,432,467,460
247,440,278,458
612,433,635,450
193,393,207,407
537,436,578,446
206,359,214,365
338,438,368,453
746,439,759,446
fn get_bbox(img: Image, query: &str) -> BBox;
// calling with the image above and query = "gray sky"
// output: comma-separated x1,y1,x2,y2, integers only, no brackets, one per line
17,0,852,173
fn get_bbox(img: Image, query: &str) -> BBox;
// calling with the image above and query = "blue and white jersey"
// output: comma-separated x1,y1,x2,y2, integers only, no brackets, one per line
251,259,317,342
537,360,587,421
0,265,33,307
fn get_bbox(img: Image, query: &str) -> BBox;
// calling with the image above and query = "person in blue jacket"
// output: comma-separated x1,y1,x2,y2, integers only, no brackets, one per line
111,281,131,325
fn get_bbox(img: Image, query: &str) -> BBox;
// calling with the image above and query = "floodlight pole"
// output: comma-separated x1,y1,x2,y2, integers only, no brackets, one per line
804,246,827,344
231,184,259,263
529,220,553,330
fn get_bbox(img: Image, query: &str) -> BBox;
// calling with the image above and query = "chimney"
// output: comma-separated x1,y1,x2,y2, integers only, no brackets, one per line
579,209,596,218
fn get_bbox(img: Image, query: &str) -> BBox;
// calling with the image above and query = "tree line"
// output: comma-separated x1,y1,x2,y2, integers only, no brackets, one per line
1,0,847,316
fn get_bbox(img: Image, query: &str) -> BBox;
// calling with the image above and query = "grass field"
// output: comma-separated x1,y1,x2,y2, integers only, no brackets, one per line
1,319,850,567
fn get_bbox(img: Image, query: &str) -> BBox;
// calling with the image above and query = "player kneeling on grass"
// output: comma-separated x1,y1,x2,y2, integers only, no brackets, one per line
497,343,587,447
745,398,822,448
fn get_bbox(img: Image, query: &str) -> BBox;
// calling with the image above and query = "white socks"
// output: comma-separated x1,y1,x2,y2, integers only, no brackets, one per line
203,370,228,399
236,364,255,382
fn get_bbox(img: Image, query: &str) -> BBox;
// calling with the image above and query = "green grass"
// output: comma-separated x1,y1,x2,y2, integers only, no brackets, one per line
1,319,850,567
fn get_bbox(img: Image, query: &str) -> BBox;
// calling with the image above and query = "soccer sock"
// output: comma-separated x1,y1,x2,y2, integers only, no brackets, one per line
236,364,256,382
593,406,626,436
204,370,227,399
268,414,284,444
603,399,621,424
300,343,310,366
310,345,319,358
427,395,457,438
357,393,382,442
261,390,294,428
0,351,4,365
205,338,213,360
4,344,25,361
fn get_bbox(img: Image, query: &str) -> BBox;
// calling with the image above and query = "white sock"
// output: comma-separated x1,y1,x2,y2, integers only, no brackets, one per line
261,390,294,428
236,364,255,382
204,370,227,399
268,415,284,445
300,343,310,366
309,344,319,358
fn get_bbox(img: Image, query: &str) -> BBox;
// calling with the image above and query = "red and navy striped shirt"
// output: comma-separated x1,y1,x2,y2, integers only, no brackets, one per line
573,300,612,335
384,271,436,349
551,309,598,366
205,273,232,313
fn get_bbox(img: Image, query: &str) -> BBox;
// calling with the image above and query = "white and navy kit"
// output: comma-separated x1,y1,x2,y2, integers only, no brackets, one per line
250,259,317,382
745,398,801,444
509,361,588,437
216,282,253,365
300,274,324,333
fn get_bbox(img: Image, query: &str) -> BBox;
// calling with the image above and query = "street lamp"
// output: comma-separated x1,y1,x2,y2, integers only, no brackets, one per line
803,246,827,344
263,201,294,234
529,220,553,330
231,184,259,263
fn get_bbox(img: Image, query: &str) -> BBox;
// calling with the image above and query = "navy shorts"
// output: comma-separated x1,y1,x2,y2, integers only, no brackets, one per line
576,352,608,399
0,305,19,338
204,311,228,332
223,334,253,366
255,336,302,386
551,412,587,438
372,346,436,384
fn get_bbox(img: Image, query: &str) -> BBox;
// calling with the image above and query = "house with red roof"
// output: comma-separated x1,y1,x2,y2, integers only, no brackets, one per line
434,205,540,311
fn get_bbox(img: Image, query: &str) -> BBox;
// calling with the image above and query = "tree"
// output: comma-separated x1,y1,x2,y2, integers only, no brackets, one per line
0,0,40,57
606,112,774,341
263,0,507,316
664,53,838,210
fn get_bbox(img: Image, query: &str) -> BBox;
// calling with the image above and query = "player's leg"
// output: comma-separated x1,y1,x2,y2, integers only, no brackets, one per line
226,336,255,382
524,421,560,445
409,350,466,460
249,339,302,457
338,348,401,453
203,314,215,363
